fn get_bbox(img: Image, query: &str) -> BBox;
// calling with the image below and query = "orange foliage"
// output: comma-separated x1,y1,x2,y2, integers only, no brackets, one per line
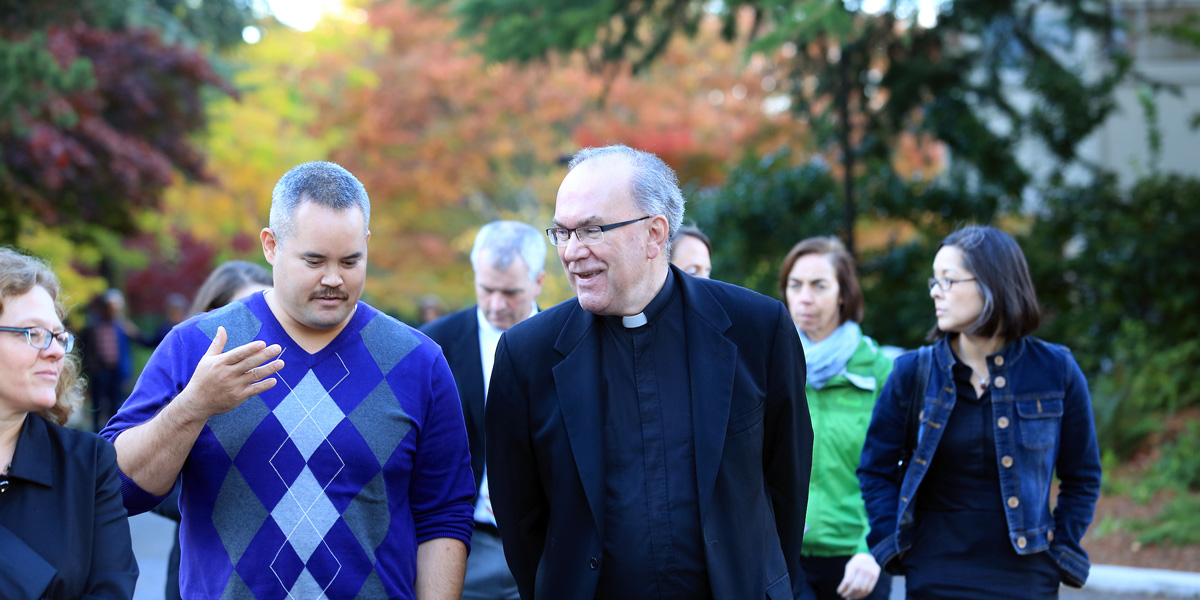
575,15,805,186
164,1,812,314
161,17,380,259
331,2,808,311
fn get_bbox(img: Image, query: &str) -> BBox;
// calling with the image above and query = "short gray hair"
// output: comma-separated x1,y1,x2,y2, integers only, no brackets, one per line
269,161,370,243
470,220,546,282
568,145,685,255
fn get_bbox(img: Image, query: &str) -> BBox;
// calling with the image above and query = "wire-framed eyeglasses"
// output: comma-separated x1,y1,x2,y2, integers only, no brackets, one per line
927,277,976,293
0,326,75,352
546,216,652,247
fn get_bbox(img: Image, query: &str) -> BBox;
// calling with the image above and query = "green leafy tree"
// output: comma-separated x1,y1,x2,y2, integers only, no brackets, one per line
1027,173,1200,373
688,148,995,349
1010,172,1200,471
435,0,1130,254
689,148,842,296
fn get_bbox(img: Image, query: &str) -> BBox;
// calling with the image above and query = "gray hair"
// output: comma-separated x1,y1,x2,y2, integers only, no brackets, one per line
568,145,685,255
470,220,546,282
269,161,370,244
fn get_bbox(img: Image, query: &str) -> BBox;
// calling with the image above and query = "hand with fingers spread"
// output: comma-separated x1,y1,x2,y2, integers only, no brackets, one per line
180,326,284,420
836,552,881,600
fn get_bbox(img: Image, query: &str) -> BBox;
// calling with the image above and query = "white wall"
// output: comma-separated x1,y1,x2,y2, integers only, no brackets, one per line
1089,0,1200,184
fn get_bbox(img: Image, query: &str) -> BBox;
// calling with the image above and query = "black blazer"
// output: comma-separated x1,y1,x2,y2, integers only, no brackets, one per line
421,307,488,493
486,267,813,600
0,414,138,600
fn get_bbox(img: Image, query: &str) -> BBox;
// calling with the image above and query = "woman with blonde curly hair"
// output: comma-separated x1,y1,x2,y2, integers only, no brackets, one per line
0,247,137,599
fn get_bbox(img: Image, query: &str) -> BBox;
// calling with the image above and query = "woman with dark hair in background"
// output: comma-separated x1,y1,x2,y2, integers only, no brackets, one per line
858,225,1102,598
671,225,713,279
0,247,138,599
188,260,272,316
154,259,271,600
780,236,892,600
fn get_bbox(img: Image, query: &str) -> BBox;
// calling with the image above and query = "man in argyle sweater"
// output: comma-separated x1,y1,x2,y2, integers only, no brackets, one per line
102,162,474,599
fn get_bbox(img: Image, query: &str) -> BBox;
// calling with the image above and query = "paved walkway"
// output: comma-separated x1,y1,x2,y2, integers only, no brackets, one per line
131,512,173,600
129,512,1200,600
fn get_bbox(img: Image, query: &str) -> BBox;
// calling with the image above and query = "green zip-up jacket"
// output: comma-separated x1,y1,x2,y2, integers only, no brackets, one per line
802,334,894,557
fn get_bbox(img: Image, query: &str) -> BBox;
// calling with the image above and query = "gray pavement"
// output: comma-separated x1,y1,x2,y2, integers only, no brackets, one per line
130,512,173,600
128,512,1200,600
1066,566,1200,599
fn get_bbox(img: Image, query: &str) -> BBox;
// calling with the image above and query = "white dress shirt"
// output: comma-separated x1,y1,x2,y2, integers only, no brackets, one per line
473,302,537,526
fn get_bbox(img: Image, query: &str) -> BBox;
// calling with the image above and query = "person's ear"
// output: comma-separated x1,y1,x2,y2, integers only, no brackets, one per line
261,228,278,265
646,216,669,260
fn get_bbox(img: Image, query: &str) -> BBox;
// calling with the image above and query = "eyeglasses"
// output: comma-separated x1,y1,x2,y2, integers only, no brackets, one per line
546,216,652,247
927,277,976,293
0,326,75,352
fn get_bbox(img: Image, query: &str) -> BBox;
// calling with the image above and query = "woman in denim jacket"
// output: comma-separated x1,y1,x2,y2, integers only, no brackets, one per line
857,226,1101,599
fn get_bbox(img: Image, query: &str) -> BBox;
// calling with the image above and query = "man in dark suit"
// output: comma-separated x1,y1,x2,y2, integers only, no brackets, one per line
486,145,813,600
422,220,546,600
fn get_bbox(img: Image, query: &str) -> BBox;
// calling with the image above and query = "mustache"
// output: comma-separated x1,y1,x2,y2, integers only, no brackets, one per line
310,288,348,300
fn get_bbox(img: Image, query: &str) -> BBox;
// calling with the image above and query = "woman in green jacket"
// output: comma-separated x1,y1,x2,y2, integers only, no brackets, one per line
781,236,893,600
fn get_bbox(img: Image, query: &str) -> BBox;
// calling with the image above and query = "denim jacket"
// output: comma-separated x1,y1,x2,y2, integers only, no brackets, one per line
857,336,1102,588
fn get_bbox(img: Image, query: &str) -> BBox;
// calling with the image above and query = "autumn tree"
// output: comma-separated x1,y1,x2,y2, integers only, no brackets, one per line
323,1,806,312
128,13,383,317
151,1,807,317
0,0,248,245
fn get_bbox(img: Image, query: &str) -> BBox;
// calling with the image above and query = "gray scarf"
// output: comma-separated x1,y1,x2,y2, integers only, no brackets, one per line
798,321,861,390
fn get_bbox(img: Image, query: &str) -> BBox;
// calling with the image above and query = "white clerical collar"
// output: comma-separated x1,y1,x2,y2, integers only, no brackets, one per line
622,313,648,328
618,269,677,329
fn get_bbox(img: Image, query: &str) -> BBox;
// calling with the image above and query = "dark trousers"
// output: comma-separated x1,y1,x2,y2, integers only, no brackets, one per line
89,368,125,432
902,510,1060,599
798,554,893,600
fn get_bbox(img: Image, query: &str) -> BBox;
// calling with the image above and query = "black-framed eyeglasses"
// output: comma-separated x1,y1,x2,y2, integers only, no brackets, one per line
546,215,652,247
0,326,75,352
927,277,976,293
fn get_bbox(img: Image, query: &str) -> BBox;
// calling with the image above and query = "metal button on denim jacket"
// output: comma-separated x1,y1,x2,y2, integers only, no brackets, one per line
857,336,1102,588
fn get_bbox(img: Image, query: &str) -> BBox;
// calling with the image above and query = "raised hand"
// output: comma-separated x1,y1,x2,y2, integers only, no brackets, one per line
179,326,284,420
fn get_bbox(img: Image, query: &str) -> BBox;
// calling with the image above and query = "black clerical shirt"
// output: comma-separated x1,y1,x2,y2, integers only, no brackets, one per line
594,270,712,600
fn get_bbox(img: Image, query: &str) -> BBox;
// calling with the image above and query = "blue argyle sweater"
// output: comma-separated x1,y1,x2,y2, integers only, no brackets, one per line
101,293,475,599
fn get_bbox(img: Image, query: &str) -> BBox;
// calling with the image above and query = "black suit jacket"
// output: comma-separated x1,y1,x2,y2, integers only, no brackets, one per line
486,267,813,600
421,307,488,493
0,414,138,600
